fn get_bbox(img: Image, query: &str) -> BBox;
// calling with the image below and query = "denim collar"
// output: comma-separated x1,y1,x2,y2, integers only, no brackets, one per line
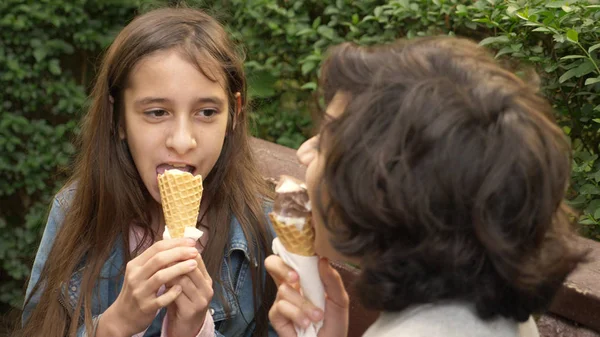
226,214,254,265
225,198,274,266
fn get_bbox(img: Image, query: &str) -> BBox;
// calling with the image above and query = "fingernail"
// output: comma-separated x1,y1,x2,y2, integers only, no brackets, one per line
187,247,198,255
302,318,310,328
311,310,323,320
186,238,196,245
187,260,197,268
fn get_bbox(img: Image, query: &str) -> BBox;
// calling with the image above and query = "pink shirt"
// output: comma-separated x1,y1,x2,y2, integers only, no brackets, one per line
129,226,214,337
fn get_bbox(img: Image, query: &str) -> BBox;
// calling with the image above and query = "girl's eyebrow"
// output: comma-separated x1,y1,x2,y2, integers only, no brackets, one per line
133,96,226,109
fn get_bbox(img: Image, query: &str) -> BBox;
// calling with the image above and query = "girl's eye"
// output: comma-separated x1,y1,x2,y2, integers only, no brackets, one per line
198,109,218,118
145,109,168,118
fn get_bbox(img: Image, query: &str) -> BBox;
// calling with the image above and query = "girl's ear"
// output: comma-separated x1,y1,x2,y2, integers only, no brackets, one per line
118,126,126,140
233,92,242,130
110,95,126,140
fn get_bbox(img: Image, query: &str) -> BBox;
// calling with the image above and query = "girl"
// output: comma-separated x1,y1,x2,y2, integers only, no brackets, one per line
19,7,276,337
266,37,585,337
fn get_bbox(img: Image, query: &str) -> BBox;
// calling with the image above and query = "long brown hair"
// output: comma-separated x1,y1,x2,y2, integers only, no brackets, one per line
19,7,275,337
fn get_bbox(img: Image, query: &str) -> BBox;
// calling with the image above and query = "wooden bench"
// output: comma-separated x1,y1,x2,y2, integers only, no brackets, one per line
250,137,600,337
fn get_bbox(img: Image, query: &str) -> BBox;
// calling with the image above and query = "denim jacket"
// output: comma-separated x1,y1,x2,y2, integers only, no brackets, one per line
23,186,277,337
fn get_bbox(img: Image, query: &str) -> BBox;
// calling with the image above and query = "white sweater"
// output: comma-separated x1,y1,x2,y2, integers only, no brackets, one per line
362,302,540,337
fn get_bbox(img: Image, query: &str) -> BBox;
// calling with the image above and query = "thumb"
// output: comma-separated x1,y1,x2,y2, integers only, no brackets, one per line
318,258,349,337
319,258,349,310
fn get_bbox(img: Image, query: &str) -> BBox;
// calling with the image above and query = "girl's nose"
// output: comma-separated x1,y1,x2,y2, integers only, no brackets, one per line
297,136,318,166
166,119,197,155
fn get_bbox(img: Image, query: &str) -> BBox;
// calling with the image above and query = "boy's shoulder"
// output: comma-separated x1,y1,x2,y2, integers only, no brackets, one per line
365,303,522,337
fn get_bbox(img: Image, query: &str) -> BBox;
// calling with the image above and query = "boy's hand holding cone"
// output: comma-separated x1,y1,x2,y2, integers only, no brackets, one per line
270,175,325,337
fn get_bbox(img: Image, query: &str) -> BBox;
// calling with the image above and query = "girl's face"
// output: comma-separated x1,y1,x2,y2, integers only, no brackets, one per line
122,49,230,205
298,92,357,263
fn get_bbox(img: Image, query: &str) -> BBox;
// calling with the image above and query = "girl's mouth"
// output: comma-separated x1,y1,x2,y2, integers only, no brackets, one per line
156,163,196,175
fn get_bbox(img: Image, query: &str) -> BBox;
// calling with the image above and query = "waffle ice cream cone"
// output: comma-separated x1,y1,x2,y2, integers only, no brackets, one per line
270,213,315,256
270,175,314,256
158,169,203,239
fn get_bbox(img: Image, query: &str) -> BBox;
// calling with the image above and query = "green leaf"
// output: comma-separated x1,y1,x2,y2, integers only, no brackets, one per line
48,59,61,75
560,55,586,60
479,35,510,46
532,27,552,33
312,17,321,30
585,77,600,86
295,28,313,36
585,199,600,214
300,82,317,90
301,61,316,75
33,49,46,62
566,29,579,43
589,43,600,53
559,60,595,83
317,26,335,40
579,184,600,195
546,1,568,8
567,194,587,207
374,6,383,17
580,218,598,225
495,46,514,58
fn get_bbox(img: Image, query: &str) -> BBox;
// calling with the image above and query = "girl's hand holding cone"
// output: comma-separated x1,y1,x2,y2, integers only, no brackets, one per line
97,238,198,337
165,252,213,337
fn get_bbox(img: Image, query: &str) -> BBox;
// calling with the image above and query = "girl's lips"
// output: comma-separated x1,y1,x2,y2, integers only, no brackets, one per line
156,164,196,175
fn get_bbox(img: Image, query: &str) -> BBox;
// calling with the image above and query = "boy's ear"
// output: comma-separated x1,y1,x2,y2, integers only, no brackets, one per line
233,92,242,130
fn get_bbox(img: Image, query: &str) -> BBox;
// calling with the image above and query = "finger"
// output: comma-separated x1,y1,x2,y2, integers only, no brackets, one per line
296,136,319,166
144,259,198,293
194,254,210,281
270,299,311,331
268,302,298,337
172,277,194,310
319,258,349,310
172,276,212,319
153,284,183,309
278,284,323,323
318,259,350,337
138,246,199,280
265,255,298,287
135,238,196,265
184,263,212,292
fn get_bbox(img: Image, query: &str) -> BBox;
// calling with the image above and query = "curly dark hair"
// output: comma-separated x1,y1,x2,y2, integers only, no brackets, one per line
316,36,585,322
